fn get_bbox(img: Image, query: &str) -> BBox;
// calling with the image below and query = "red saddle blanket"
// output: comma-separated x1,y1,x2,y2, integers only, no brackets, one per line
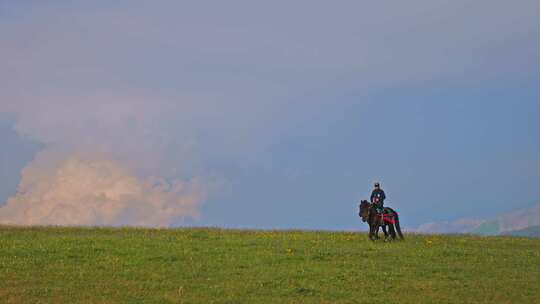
380,213,396,224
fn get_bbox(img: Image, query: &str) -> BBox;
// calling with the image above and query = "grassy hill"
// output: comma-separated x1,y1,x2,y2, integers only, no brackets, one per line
1,226,539,303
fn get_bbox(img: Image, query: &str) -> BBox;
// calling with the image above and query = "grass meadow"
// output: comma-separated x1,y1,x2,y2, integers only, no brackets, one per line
0,226,539,303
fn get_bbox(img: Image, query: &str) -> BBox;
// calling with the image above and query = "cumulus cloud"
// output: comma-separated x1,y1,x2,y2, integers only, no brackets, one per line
0,149,206,226
0,91,217,226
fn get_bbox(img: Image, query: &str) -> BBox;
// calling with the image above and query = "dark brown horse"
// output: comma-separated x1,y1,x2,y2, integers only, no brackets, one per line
359,200,404,241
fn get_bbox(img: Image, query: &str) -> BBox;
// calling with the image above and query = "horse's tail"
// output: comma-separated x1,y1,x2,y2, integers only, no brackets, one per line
388,208,404,240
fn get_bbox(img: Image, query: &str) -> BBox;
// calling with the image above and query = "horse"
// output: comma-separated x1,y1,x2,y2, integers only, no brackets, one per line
358,200,404,241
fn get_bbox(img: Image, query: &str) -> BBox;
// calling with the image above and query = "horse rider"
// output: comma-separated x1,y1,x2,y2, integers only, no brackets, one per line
370,182,386,213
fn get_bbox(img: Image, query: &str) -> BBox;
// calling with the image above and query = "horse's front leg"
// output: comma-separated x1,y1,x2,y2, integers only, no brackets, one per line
378,225,383,240
369,225,376,241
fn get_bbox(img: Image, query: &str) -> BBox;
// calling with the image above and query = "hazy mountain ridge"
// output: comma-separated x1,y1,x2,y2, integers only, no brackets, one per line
416,218,484,234
417,202,540,236
501,225,540,238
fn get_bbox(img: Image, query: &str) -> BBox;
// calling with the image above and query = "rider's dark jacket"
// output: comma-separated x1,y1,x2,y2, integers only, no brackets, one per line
370,188,386,205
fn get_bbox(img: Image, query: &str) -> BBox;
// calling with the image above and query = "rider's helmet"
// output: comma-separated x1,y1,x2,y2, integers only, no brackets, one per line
374,182,380,188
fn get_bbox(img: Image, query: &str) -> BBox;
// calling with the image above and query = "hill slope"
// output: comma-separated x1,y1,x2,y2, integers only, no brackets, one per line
418,202,540,235
1,226,539,303
501,225,540,238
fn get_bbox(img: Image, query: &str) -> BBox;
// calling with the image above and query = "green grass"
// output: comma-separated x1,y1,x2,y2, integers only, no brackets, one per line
1,226,539,304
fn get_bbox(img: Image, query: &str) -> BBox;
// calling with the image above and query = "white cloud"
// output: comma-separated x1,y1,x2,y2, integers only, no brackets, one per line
0,149,206,226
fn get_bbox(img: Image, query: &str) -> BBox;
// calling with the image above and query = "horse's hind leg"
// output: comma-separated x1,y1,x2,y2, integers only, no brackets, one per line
388,224,397,240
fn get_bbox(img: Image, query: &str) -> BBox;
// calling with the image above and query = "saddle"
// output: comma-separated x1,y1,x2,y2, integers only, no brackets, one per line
374,205,385,214
372,203,395,224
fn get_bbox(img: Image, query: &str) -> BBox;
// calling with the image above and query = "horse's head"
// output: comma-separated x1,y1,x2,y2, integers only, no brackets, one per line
359,200,371,222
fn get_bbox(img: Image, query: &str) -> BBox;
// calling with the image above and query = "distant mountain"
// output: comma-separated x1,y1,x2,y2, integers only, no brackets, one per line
417,202,540,236
492,203,540,233
416,218,484,234
501,225,540,238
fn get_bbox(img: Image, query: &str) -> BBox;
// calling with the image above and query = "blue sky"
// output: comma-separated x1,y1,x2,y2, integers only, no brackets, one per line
0,1,539,229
